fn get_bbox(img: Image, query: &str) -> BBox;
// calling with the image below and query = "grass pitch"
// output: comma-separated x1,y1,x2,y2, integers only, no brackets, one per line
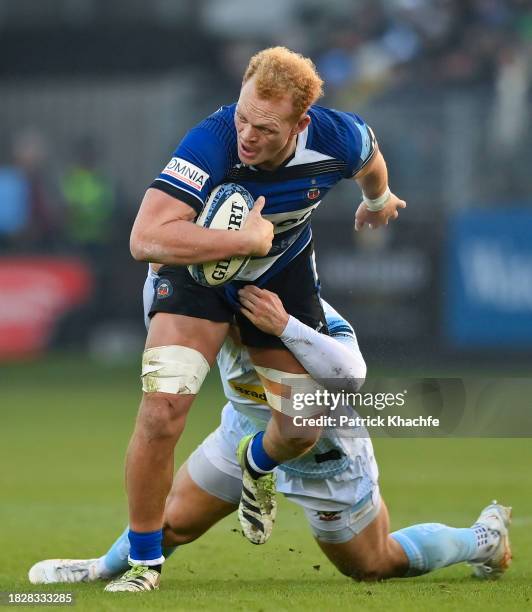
1,356,531,611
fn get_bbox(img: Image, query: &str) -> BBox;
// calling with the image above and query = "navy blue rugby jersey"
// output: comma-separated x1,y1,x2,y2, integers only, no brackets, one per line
151,103,376,282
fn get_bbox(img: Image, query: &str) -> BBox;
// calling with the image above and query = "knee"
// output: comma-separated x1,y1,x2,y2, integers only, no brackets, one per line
348,561,385,582
338,560,384,582
162,520,201,546
335,554,393,582
137,395,189,441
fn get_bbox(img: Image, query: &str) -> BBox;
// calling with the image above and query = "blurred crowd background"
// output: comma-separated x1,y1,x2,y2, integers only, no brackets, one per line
0,0,531,366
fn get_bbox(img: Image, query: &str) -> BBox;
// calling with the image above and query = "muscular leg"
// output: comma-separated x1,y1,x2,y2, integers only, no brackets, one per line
163,464,237,546
248,347,321,462
97,462,236,578
235,346,322,544
126,313,229,534
317,500,408,581
316,496,503,580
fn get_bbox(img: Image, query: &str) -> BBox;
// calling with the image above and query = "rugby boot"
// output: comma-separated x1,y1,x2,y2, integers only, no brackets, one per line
104,565,160,592
29,559,100,584
236,434,277,545
469,501,512,579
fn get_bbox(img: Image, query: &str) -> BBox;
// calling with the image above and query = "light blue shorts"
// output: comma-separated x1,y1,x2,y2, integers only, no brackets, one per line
187,424,380,544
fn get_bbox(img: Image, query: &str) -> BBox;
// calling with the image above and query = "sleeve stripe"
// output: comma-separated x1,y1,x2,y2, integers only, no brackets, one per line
329,324,355,337
154,177,204,204
149,179,204,215
350,125,377,177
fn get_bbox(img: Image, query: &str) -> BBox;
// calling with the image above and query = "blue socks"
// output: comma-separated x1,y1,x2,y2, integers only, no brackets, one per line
128,528,164,567
97,527,177,577
245,432,278,479
391,523,498,575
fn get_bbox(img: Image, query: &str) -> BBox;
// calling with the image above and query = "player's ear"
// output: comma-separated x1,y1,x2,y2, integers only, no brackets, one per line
292,113,310,136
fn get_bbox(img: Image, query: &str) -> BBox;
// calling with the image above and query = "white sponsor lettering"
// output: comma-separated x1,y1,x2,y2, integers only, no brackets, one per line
265,202,320,234
461,241,532,310
162,157,209,192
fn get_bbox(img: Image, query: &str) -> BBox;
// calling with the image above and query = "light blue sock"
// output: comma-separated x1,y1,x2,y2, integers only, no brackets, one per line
96,526,178,578
391,523,490,576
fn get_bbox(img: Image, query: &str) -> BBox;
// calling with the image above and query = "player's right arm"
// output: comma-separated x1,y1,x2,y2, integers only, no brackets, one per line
130,189,272,265
130,109,273,266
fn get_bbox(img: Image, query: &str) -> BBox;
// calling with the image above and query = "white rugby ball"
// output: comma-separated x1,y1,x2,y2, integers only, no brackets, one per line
187,183,254,287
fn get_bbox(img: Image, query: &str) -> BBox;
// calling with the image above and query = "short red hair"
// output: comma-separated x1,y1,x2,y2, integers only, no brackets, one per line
243,47,324,118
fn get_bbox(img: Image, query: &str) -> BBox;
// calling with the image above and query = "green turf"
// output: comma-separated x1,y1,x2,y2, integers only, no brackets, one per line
1,356,531,611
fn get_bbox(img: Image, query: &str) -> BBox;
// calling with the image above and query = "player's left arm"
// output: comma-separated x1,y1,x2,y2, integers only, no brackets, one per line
352,147,406,231
238,286,366,393
341,113,406,231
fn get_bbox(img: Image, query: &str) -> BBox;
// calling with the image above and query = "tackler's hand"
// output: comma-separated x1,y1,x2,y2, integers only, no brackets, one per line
238,285,289,337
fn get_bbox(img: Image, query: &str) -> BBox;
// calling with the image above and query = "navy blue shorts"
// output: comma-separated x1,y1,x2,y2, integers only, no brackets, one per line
149,243,328,348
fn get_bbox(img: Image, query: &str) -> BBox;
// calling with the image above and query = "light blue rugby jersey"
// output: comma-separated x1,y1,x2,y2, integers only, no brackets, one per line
150,103,376,282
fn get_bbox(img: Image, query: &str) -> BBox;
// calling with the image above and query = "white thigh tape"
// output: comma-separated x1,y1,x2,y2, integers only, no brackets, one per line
141,345,210,394
254,365,326,417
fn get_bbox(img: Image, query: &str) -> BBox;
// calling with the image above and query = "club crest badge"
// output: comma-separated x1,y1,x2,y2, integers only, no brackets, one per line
156,279,173,299
317,511,341,522
306,187,321,201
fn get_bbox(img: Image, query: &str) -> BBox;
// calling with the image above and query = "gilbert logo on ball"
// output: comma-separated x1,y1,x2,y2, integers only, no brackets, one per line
188,183,255,287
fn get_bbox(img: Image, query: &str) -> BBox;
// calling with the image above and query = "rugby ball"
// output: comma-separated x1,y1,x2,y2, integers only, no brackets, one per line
187,183,254,287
